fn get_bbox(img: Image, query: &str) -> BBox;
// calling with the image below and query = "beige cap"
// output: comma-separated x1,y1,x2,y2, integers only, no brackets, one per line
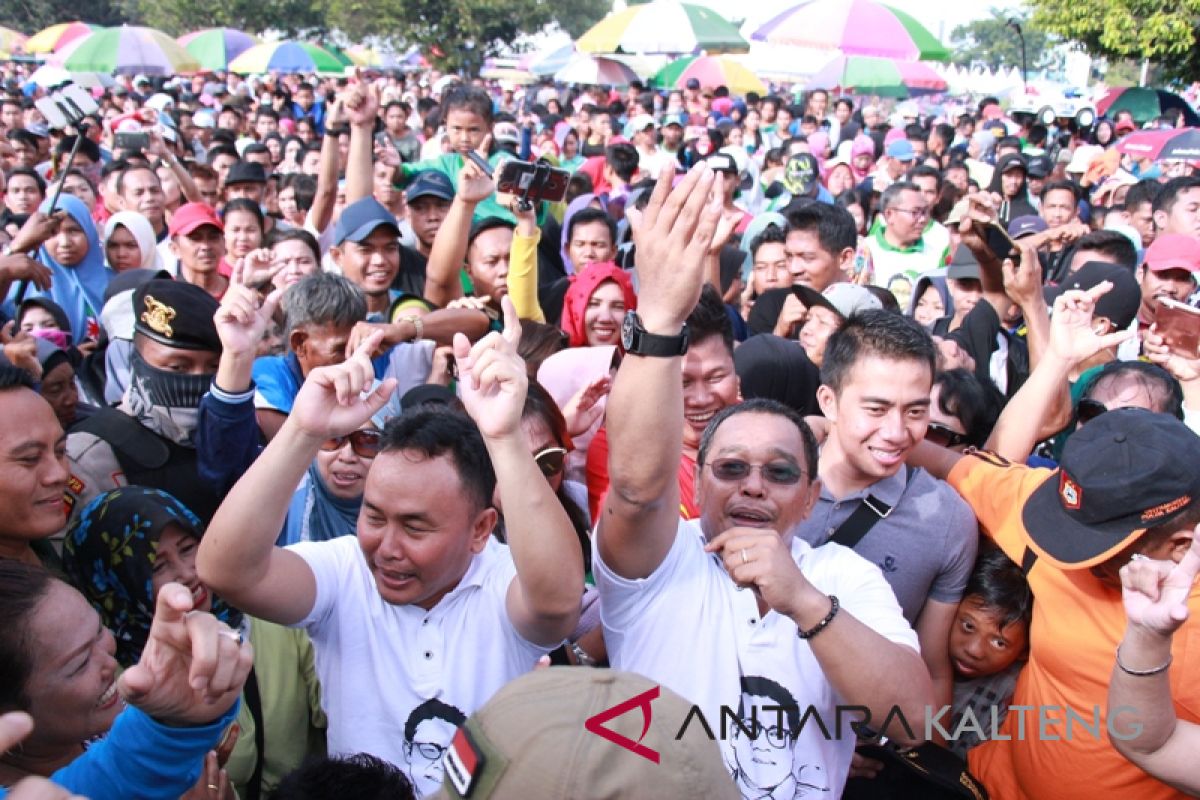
432,669,739,799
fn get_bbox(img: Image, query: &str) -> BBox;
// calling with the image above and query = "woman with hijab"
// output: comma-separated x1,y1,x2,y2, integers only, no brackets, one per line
910,272,951,329
559,261,637,349
103,211,160,273
732,333,821,416
556,126,585,172
849,133,876,183
4,194,110,346
62,487,327,800
537,343,619,485
279,418,381,546
558,193,609,276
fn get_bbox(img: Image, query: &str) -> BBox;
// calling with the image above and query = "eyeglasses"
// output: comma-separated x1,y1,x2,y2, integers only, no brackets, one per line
890,207,931,220
706,458,805,485
533,446,568,478
734,720,794,748
405,741,447,762
1076,398,1109,424
924,422,967,449
320,429,383,459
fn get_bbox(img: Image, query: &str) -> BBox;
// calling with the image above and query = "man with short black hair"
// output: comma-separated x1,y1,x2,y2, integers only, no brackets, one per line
1121,179,1161,249
1151,176,1200,239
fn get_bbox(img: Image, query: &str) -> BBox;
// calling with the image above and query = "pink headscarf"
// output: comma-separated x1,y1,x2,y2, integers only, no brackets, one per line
850,134,876,181
807,131,831,176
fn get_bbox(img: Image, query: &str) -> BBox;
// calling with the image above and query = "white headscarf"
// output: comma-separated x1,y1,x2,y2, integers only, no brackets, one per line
103,211,161,271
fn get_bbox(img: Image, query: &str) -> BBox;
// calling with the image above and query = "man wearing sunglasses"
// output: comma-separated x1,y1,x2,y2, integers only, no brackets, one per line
596,163,932,799
197,301,584,796
798,311,979,764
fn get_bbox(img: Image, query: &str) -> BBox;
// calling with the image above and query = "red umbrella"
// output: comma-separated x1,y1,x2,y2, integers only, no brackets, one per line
1116,128,1200,161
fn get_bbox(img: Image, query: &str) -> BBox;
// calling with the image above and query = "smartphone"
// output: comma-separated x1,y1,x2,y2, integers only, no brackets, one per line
495,159,569,203
374,132,392,150
1156,298,1200,360
114,131,149,152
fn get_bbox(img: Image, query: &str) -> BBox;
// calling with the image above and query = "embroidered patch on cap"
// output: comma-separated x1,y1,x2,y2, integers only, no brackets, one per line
444,727,485,797
141,295,176,338
1059,472,1082,510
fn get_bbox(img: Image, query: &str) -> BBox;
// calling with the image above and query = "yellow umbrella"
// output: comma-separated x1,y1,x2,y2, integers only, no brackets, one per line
25,21,96,54
0,26,27,56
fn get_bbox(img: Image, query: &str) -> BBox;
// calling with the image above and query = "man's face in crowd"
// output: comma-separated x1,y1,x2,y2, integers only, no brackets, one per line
568,220,616,269
218,110,241,132
407,196,451,251
680,335,740,453
255,115,277,139
751,241,789,296
1041,187,1077,228
1138,265,1196,317
817,354,933,485
662,123,683,150
1154,187,1200,238
1124,201,1155,248
912,175,938,207
301,148,322,176
172,224,225,275
944,166,968,194
5,174,43,214
336,226,401,299
885,157,907,181
1000,167,1025,199
798,306,842,367
195,176,219,207
245,150,272,171
1027,175,1045,199
808,91,828,119
120,167,165,229
136,334,221,375
295,87,315,111
385,105,407,135
696,410,819,547
785,229,847,291
0,388,68,543
226,181,265,205
211,153,238,188
358,450,494,609
444,108,488,154
0,102,21,132
947,278,982,320
466,227,512,305
883,189,928,247
634,125,656,149
291,322,354,377
948,596,1028,680
11,138,37,169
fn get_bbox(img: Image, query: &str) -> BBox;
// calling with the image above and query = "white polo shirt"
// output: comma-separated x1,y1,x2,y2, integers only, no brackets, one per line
594,519,918,800
288,535,546,798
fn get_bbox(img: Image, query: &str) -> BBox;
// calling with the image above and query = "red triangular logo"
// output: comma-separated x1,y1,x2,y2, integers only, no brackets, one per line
584,685,661,764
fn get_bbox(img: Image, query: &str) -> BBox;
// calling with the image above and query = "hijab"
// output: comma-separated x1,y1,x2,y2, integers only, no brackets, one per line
62,487,242,667
285,462,362,544
103,211,161,271
559,261,637,348
559,193,610,275
26,194,111,345
850,134,876,181
732,334,821,416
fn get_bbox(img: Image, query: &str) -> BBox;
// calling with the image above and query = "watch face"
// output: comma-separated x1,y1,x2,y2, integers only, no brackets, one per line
621,311,636,351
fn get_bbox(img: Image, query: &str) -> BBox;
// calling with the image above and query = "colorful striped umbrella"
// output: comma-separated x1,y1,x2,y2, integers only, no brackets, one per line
322,44,355,68
524,43,576,77
653,55,765,95
178,28,258,71
228,40,347,75
753,0,951,62
346,46,399,69
1096,87,1200,127
806,54,946,98
24,21,97,54
554,53,640,86
62,26,201,76
1116,128,1200,161
577,0,748,55
0,26,27,57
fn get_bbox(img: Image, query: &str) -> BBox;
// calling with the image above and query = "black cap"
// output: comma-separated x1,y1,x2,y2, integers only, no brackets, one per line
946,243,981,281
1026,155,1052,178
685,78,701,90
1049,261,1141,331
224,160,267,186
133,279,221,352
468,216,515,246
1021,408,1200,568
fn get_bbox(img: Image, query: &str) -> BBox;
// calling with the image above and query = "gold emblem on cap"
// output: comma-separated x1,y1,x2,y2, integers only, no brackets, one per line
141,295,176,339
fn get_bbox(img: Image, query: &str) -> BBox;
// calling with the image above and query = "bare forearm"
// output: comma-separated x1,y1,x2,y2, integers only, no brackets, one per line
489,434,583,619
425,198,475,307
308,135,339,232
607,354,683,506
197,419,318,593
985,351,1072,461
214,351,254,395
345,123,374,204
165,154,201,204
419,308,489,345
1110,627,1177,756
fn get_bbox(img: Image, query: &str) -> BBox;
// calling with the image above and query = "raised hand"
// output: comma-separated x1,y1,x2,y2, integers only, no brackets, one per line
10,210,66,254
627,161,722,332
0,253,52,290
562,374,611,438
117,583,253,726
1,321,42,380
236,248,281,290
291,331,396,439
346,320,403,358
342,77,378,129
453,295,526,440
1001,240,1044,309
1144,326,1200,383
1047,283,1134,364
457,135,496,205
1120,533,1200,638
214,259,284,358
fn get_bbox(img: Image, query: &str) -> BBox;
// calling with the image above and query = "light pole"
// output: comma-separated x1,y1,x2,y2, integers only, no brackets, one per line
1008,17,1028,88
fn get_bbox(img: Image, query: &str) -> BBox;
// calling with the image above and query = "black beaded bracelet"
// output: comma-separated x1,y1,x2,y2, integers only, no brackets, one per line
797,595,839,640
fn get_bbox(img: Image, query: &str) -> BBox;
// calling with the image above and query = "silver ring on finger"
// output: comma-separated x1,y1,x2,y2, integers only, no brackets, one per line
740,549,748,565
217,628,243,646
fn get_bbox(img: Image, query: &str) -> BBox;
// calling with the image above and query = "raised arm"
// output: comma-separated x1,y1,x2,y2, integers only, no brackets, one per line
456,297,583,645
197,334,396,625
306,100,344,236
342,80,378,206
598,162,721,579
507,199,545,322
1108,534,1200,795
424,140,494,308
984,282,1132,461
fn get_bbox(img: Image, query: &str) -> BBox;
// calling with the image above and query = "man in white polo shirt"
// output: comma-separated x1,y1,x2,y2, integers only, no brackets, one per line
197,304,583,798
595,163,933,799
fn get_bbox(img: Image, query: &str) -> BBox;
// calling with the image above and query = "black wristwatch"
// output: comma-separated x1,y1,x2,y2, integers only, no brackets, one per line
621,311,689,357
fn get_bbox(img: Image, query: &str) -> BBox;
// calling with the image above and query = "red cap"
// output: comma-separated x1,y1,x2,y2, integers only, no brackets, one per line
1143,233,1200,273
1115,119,1137,134
169,203,223,237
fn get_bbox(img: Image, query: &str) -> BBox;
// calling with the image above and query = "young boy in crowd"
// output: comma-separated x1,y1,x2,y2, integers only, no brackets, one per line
948,545,1032,757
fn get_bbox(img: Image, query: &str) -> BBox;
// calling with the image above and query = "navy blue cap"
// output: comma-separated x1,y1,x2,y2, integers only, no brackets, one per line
334,197,399,246
406,170,455,202
1009,215,1048,239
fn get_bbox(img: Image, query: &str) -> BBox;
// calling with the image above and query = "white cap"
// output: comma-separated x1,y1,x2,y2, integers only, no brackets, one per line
1066,144,1103,174
629,113,657,132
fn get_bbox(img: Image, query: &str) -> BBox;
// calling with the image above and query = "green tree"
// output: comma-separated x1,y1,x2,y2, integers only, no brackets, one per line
552,0,612,39
0,0,128,34
128,0,326,37
1030,0,1200,82
950,8,1052,72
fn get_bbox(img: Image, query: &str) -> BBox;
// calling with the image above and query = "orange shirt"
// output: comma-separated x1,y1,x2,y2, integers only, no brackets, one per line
585,425,700,523
949,453,1200,800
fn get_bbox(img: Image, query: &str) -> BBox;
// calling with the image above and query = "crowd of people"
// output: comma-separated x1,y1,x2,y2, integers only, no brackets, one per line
0,63,1197,799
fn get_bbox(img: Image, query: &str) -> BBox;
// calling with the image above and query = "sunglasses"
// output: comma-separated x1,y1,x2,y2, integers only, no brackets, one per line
706,458,805,485
1076,398,1108,424
320,429,383,459
925,422,967,449
534,446,568,478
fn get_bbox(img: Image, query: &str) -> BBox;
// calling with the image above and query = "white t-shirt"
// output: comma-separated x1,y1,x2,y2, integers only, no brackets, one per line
288,535,547,798
594,519,918,800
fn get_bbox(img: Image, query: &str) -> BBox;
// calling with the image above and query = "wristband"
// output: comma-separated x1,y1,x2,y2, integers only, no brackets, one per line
797,595,839,640
1115,644,1172,676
